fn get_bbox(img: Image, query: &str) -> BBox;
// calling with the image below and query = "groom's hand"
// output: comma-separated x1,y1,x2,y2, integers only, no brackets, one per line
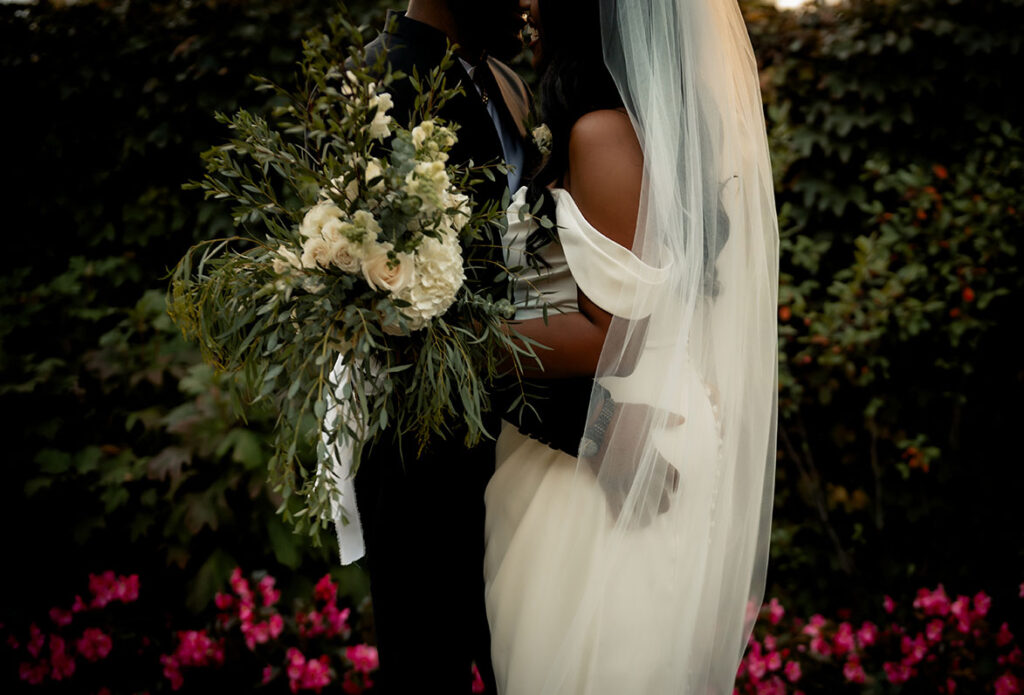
579,391,682,528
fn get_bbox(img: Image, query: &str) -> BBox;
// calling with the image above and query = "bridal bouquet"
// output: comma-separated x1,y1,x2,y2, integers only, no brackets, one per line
169,15,534,535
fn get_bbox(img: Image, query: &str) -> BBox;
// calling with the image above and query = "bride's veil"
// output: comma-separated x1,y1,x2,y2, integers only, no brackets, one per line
534,0,779,690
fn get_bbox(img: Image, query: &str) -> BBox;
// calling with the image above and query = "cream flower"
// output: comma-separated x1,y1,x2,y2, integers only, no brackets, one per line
300,236,333,270
361,242,415,294
364,158,386,194
299,202,344,238
404,160,450,211
411,120,435,150
351,209,382,238
367,92,394,141
272,244,303,274
532,123,553,155
321,219,364,274
394,233,465,328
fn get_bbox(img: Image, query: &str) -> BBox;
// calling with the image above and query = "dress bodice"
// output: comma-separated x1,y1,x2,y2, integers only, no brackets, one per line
502,186,668,320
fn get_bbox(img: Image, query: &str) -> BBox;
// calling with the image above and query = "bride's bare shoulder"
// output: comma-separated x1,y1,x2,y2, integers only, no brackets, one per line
566,109,643,248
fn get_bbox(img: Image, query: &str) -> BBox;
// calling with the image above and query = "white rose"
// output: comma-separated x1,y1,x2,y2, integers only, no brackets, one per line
361,242,415,294
300,236,333,270
300,202,344,238
367,92,393,141
321,219,364,274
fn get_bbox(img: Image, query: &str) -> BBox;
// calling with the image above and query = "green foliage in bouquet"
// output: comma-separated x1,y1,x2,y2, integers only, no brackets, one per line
168,13,535,536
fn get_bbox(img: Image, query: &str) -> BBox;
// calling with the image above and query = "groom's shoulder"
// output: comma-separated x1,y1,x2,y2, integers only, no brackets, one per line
487,57,532,110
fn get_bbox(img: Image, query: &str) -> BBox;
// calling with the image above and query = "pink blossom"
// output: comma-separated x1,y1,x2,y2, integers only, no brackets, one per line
883,595,895,613
76,627,113,661
258,575,281,607
472,662,486,693
801,614,826,637
300,656,332,692
833,621,855,656
173,629,224,667
263,665,275,685
49,606,73,627
763,635,777,651
1010,647,1023,666
243,620,272,651
324,603,351,638
843,658,866,684
784,660,802,683
995,672,1021,695
71,595,87,613
946,678,957,694
857,621,878,648
19,660,48,684
901,632,928,665
214,592,234,611
160,654,184,691
810,634,832,657
230,568,253,603
926,619,944,643
950,596,972,633
766,650,782,671
269,613,285,639
767,598,785,626
314,574,338,604
89,571,139,608
973,591,992,618
346,644,379,675
286,647,306,681
49,634,76,680
747,654,767,680
27,623,44,658
883,661,913,685
755,676,787,695
913,585,951,616
997,622,1015,647
341,673,364,695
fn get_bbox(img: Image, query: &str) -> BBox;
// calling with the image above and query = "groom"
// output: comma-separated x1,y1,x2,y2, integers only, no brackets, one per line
350,1,531,691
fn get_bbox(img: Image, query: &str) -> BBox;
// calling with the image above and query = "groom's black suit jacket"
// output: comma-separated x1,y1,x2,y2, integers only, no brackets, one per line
350,12,530,694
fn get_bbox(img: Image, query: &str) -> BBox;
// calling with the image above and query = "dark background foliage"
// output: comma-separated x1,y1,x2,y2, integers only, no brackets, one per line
1,0,1021,689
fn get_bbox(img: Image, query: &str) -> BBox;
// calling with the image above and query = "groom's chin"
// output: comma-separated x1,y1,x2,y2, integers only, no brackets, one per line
449,0,524,61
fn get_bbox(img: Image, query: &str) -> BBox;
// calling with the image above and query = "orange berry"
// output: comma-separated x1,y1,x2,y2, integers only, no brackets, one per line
962,287,975,303
779,306,792,321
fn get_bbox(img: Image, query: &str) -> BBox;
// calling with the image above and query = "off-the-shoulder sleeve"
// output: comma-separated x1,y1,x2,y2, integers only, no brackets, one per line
552,188,670,319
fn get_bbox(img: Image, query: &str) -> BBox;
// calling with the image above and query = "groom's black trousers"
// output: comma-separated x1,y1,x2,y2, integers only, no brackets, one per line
355,428,499,693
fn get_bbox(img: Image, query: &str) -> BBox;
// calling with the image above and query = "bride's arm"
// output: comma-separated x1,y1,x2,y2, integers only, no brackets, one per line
510,109,643,379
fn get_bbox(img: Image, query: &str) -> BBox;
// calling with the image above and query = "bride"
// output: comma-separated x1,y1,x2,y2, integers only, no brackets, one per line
485,0,779,692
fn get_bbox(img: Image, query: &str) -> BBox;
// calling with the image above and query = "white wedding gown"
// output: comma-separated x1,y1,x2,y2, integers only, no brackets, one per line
485,187,725,694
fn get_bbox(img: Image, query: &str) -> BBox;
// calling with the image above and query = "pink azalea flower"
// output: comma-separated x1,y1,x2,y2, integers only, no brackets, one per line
747,653,767,680
324,603,351,638
49,634,76,680
883,661,913,685
926,619,944,643
472,662,486,693
995,672,1021,695
766,650,782,671
269,613,285,639
767,598,785,625
833,621,855,656
258,575,281,607
901,633,928,665
883,595,895,613
755,676,787,695
76,627,113,661
857,621,878,648
843,658,866,684
810,635,832,657
230,568,253,603
160,654,184,691
49,606,73,627
784,660,802,683
914,585,951,616
973,591,992,618
214,592,235,611
27,623,45,658
346,644,379,675
314,574,338,604
19,660,49,685
997,622,1015,647
950,596,972,633
763,635,777,651
300,655,332,692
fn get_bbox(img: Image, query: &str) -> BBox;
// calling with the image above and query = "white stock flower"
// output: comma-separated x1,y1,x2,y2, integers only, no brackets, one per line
361,242,415,294
272,244,303,274
411,120,435,150
300,202,344,238
367,92,394,141
351,209,382,238
404,160,450,211
365,158,386,194
446,191,472,232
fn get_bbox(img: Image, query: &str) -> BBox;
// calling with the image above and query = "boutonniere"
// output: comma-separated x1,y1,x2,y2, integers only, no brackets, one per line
531,123,552,156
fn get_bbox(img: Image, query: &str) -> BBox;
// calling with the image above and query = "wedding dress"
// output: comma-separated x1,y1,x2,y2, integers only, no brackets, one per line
485,186,724,694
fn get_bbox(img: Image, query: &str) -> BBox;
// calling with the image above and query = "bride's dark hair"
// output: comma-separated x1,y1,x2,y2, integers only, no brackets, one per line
524,0,624,252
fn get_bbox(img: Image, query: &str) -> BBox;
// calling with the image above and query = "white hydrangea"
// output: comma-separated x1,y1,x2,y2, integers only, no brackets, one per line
394,232,465,329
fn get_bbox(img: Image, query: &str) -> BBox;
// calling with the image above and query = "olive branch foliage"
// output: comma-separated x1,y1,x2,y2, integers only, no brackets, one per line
168,11,542,539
